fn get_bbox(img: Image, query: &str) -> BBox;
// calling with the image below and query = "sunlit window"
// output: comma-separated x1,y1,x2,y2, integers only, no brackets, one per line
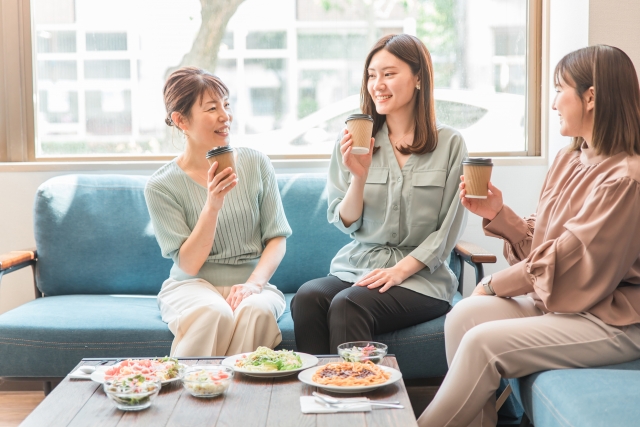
32,0,529,158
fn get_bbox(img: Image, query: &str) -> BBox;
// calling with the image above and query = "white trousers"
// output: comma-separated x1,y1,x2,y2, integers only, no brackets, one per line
418,295,640,427
158,278,286,357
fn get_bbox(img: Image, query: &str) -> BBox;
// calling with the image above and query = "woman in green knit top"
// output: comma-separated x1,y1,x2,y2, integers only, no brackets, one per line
145,67,292,357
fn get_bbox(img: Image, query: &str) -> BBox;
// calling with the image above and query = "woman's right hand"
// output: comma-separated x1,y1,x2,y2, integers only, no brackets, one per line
340,129,375,179
459,176,503,220
205,161,237,212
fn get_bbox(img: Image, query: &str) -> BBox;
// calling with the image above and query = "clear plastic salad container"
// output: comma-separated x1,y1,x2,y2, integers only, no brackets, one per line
103,374,161,411
181,365,234,398
337,341,388,364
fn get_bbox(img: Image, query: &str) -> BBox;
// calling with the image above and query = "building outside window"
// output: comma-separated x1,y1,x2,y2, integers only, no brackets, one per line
30,0,533,159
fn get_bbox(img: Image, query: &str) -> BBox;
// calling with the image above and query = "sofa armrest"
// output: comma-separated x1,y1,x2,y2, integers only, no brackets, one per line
0,248,37,272
0,248,40,298
454,241,497,292
454,241,497,265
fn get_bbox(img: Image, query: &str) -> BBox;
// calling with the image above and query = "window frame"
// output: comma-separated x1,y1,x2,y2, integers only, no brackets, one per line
0,0,545,164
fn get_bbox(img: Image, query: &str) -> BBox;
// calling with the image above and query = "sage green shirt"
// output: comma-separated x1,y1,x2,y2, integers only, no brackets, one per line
144,147,292,287
328,122,468,303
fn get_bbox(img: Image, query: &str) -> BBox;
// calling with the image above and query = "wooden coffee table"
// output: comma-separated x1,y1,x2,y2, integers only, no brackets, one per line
20,356,418,426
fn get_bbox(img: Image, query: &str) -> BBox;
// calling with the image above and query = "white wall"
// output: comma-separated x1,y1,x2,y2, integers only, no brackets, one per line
589,0,640,79
0,0,594,312
547,0,590,164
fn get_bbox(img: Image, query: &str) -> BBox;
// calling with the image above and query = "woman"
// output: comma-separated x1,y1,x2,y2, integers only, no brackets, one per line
144,67,292,357
419,45,640,427
291,34,468,354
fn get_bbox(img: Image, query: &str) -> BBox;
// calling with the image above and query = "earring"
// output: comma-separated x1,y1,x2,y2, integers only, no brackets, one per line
416,83,421,90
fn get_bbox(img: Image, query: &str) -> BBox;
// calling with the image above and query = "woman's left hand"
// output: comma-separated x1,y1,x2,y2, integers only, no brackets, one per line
354,267,405,293
226,282,262,310
471,283,489,297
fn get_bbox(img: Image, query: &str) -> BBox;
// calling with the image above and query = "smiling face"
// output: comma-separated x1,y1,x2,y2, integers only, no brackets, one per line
552,74,594,140
367,49,419,117
179,91,232,149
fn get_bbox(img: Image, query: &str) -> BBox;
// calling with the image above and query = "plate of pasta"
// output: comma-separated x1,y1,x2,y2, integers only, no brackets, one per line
222,347,318,378
298,361,402,393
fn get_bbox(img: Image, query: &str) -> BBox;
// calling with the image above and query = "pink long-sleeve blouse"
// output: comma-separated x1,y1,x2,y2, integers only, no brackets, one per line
483,142,640,326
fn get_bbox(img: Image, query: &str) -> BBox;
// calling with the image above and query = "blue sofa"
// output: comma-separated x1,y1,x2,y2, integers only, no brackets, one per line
0,173,498,396
509,359,640,426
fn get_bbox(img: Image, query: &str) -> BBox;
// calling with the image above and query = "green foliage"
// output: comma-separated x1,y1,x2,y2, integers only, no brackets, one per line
416,0,457,56
297,96,318,119
415,0,459,87
319,0,349,12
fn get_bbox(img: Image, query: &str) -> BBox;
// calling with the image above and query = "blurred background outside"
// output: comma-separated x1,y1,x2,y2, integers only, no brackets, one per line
32,0,528,158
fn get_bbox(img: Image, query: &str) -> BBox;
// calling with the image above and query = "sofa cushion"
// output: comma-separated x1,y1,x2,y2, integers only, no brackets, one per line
276,294,297,351
33,173,351,297
34,175,173,296
272,174,352,293
376,291,462,379
0,295,173,377
509,359,640,427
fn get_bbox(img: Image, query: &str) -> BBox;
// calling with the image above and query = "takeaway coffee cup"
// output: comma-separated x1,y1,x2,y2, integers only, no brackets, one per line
206,145,236,178
345,114,374,155
462,158,493,199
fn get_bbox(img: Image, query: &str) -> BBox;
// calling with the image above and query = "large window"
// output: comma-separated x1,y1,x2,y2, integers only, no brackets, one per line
2,0,541,161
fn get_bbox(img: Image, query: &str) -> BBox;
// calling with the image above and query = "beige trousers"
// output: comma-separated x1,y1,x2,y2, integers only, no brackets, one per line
418,295,640,427
158,278,286,357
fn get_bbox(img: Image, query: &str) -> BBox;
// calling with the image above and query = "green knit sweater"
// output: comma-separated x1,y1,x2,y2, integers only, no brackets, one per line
144,147,292,286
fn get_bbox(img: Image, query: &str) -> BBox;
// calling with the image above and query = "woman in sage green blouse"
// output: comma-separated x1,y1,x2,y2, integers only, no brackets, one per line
291,34,468,354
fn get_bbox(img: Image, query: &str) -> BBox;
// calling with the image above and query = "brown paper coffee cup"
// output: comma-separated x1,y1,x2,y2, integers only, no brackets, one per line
206,146,236,178
462,158,493,199
345,114,374,155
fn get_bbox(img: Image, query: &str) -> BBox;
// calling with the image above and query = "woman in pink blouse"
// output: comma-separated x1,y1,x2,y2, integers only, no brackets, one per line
418,45,640,427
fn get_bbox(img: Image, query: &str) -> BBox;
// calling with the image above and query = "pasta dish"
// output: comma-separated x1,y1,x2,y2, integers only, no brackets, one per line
311,361,390,386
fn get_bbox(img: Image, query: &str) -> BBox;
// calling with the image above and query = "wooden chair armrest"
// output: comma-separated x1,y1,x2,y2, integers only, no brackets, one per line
454,241,497,264
0,248,37,271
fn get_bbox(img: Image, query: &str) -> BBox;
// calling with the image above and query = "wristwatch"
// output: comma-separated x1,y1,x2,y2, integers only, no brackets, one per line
480,275,495,295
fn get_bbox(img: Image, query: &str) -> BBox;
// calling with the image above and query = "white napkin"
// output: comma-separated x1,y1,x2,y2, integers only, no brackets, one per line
300,396,371,413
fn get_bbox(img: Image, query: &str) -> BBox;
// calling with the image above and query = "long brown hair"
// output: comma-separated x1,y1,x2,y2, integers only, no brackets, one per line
554,45,640,156
361,34,438,155
163,66,229,128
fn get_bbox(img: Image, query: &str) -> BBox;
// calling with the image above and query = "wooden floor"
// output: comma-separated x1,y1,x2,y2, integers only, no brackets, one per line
0,392,44,427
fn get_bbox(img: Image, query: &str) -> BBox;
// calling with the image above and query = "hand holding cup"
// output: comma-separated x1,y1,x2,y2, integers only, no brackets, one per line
459,176,503,220
205,161,237,212
340,129,375,179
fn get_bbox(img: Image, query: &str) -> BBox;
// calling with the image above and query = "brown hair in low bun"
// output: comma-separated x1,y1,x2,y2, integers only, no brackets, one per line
163,67,229,128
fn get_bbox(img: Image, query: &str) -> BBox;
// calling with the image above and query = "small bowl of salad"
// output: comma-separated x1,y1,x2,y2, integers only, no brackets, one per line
181,365,234,398
337,341,388,364
103,374,161,411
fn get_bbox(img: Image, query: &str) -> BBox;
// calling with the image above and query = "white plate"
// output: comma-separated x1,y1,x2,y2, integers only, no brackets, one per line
222,352,319,378
298,364,402,393
90,363,185,385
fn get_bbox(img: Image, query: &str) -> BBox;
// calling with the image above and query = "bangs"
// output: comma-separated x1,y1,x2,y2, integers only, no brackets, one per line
553,58,568,88
196,74,229,105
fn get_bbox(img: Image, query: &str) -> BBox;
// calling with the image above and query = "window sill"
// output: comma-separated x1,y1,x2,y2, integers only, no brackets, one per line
0,156,546,173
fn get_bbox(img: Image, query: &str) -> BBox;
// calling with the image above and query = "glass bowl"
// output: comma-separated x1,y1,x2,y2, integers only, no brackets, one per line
337,341,388,364
103,375,161,411
181,365,234,398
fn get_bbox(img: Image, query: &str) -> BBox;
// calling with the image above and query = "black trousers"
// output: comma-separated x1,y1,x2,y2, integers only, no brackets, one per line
290,275,451,354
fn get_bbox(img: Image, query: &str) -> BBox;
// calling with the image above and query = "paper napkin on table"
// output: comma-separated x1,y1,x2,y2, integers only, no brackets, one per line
68,367,93,380
300,396,371,413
